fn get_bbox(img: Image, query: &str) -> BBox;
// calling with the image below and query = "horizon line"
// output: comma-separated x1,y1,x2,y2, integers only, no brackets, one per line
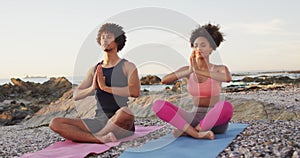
1,69,300,80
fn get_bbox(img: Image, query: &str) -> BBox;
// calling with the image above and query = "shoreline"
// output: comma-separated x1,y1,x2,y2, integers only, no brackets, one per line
1,70,299,85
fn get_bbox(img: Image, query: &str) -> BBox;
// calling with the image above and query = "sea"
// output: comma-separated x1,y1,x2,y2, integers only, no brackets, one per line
1,71,299,92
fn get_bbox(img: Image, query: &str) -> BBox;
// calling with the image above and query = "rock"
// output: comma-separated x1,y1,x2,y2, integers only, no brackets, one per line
5,80,300,128
237,75,298,85
171,81,183,92
0,100,34,126
0,77,72,126
0,111,12,125
228,98,267,121
23,89,76,126
0,77,72,105
22,87,300,127
226,88,300,121
140,75,161,85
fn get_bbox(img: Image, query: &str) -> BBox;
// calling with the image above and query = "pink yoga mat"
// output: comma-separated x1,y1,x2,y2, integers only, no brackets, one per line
21,126,163,158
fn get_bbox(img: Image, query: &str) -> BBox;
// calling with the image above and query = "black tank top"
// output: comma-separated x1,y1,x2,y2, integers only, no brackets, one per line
95,59,129,114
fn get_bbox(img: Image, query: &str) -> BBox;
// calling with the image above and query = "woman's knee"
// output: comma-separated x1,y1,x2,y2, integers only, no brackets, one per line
222,101,234,116
152,99,174,113
215,101,234,114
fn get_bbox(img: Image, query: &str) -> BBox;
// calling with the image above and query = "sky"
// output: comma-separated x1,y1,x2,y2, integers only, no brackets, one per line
1,0,300,79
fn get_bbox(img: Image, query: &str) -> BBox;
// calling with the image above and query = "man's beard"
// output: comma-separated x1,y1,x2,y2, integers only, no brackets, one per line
104,47,113,52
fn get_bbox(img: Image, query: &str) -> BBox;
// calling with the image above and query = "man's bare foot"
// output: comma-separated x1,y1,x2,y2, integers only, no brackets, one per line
95,132,117,143
172,129,188,137
198,130,214,140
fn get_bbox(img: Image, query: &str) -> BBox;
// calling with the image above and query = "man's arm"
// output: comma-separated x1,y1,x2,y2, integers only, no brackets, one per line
74,66,97,101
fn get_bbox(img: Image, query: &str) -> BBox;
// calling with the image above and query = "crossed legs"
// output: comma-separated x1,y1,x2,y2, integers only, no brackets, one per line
152,100,214,139
152,100,233,140
49,107,134,143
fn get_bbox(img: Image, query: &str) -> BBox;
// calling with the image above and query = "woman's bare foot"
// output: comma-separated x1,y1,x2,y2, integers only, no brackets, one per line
195,125,214,140
195,124,201,131
172,129,188,137
95,132,117,143
198,130,214,140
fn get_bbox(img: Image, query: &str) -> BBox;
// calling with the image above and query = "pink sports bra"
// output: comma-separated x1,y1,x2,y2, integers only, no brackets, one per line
187,66,221,98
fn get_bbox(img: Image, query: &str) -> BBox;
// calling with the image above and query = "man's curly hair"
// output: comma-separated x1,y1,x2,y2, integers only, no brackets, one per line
190,23,224,50
97,23,126,52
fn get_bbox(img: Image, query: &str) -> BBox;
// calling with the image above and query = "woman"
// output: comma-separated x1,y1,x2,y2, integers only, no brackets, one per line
152,23,233,140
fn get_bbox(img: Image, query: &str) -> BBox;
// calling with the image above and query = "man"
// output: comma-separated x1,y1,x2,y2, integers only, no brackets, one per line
50,23,140,143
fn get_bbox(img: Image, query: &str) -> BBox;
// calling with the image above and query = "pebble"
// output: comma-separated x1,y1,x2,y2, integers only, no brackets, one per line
0,88,299,157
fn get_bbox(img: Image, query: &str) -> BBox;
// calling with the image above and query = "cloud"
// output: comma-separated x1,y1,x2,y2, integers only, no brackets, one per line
244,19,285,35
224,19,297,36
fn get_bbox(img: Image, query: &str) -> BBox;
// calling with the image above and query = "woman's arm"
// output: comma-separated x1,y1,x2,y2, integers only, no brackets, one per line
161,66,192,84
190,52,232,82
73,66,97,101
162,52,196,84
193,65,232,82
97,61,140,98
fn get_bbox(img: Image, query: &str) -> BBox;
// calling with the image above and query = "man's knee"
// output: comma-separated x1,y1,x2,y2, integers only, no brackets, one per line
112,107,134,129
114,107,134,121
49,117,63,132
117,107,134,116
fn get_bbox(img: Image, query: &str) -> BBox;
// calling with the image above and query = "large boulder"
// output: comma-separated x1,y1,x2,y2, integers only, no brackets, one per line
0,77,72,126
140,75,161,85
23,88,97,127
0,77,72,105
227,97,299,121
238,75,298,85
128,92,193,118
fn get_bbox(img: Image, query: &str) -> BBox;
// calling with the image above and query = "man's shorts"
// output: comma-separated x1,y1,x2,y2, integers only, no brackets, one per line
82,111,135,135
82,112,113,133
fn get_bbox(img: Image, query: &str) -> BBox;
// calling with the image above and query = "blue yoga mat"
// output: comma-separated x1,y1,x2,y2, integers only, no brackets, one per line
120,123,248,158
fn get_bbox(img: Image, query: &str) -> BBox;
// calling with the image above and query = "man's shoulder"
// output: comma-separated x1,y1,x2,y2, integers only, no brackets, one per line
123,59,136,67
122,59,137,72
